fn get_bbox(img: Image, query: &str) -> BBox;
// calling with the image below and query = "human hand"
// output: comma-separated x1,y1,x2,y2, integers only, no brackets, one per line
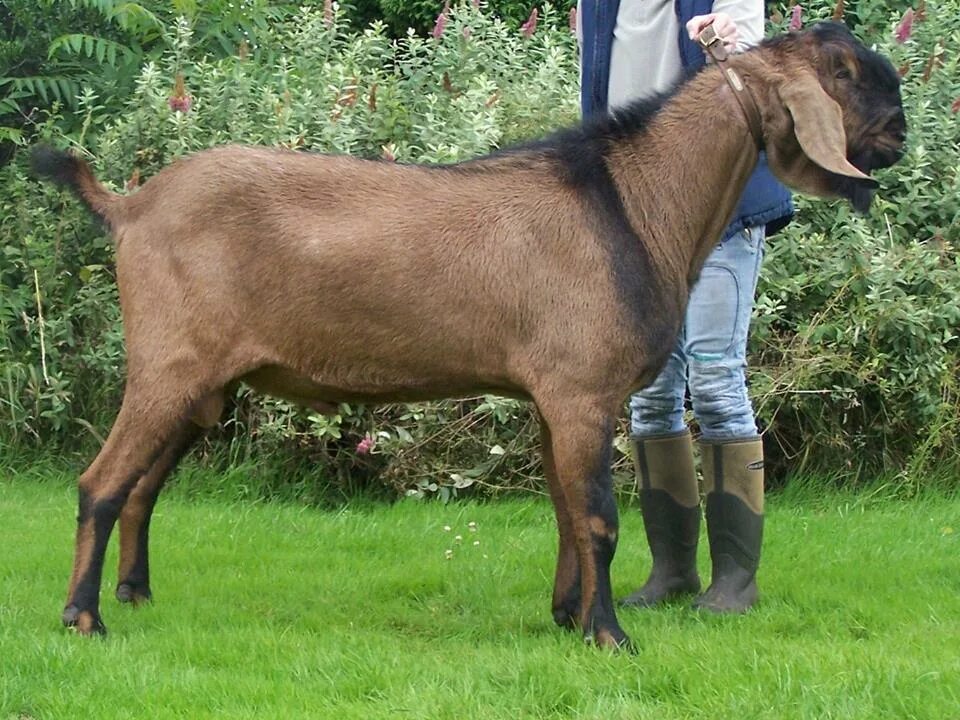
687,13,739,52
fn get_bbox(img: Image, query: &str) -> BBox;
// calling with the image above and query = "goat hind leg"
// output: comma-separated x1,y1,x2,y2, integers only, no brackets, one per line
64,387,193,635
538,399,630,650
116,421,202,605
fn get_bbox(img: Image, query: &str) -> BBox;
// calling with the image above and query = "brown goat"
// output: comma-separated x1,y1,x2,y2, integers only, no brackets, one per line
33,22,905,648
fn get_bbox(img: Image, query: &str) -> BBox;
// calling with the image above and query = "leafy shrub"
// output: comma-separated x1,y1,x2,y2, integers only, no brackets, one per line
1,1,580,497
754,0,960,482
0,0,296,151
345,0,575,38
0,0,137,148
0,108,125,447
0,0,570,154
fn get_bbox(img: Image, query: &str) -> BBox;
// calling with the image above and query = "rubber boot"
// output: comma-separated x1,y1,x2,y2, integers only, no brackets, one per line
620,430,702,607
693,437,764,613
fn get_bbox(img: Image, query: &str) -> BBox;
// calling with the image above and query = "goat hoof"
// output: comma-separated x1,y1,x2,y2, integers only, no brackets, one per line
116,582,152,605
584,625,634,653
552,596,582,631
552,607,578,631
63,605,107,636
552,587,582,631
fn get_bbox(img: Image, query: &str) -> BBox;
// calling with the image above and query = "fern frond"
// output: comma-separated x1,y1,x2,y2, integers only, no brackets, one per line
48,34,137,67
111,3,163,34
65,0,120,17
65,0,162,35
1,75,81,106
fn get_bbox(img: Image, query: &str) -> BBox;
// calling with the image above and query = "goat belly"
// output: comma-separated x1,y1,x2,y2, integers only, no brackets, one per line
240,364,526,406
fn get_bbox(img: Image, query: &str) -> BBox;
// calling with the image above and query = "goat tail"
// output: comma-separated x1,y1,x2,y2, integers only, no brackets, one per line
30,145,122,226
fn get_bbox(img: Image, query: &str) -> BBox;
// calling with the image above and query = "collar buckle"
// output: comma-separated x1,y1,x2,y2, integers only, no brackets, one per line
698,24,729,62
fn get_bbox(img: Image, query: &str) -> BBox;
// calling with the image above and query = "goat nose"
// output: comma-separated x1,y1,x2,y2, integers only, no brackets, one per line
884,112,906,141
889,121,907,143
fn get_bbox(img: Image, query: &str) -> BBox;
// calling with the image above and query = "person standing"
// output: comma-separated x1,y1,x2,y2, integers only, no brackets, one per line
577,0,793,612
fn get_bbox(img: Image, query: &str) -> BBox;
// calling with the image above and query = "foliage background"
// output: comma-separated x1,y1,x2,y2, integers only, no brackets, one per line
1,0,957,499
756,0,959,486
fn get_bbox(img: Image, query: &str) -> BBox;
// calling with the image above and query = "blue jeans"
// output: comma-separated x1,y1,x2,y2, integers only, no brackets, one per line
630,226,765,441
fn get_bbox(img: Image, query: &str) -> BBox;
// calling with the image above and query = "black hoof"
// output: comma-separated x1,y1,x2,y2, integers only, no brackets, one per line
62,605,107,636
552,585,582,631
552,606,578,631
584,625,634,652
116,582,152,605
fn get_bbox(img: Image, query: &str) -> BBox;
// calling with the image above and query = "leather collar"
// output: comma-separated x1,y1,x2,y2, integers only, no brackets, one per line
698,25,764,149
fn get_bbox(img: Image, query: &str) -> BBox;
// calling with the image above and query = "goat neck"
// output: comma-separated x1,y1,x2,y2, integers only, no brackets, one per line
603,60,763,290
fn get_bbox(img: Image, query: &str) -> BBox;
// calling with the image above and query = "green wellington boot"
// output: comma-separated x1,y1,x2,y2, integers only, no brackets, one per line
693,437,765,613
621,430,702,607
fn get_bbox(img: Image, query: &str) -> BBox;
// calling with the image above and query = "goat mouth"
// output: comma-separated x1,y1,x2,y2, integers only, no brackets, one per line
849,142,903,174
857,115,907,171
873,142,906,169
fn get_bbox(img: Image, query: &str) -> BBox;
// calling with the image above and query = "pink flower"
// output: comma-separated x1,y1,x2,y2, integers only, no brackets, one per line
462,26,472,40
569,6,577,33
952,97,960,114
894,8,914,44
472,0,480,7
356,435,376,455
324,0,333,27
521,7,538,38
169,73,192,113
789,4,803,31
432,2,450,39
168,94,192,113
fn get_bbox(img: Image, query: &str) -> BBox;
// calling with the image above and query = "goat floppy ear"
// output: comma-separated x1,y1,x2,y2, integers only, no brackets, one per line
778,72,878,186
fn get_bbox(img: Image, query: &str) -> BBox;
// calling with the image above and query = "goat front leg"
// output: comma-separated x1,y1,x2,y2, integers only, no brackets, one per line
537,398,630,650
116,422,202,605
64,386,191,635
539,417,581,630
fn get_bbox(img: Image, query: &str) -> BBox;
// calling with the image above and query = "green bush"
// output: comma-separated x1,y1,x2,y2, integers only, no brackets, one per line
0,0,297,150
1,1,579,498
343,0,574,38
754,0,960,482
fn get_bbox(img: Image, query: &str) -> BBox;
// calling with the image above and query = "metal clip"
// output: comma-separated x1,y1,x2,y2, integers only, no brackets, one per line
698,23,729,62
698,23,720,49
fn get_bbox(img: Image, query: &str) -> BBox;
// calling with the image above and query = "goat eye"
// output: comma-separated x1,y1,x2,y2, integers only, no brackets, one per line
835,68,852,80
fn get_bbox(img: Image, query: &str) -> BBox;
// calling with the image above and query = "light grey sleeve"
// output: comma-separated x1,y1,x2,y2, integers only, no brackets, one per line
709,0,765,51
575,1,583,48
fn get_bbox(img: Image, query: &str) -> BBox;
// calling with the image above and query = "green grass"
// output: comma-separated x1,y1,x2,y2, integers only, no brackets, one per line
1,465,959,719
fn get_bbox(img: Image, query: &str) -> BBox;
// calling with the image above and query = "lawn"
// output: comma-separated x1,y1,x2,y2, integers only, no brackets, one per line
1,463,958,719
